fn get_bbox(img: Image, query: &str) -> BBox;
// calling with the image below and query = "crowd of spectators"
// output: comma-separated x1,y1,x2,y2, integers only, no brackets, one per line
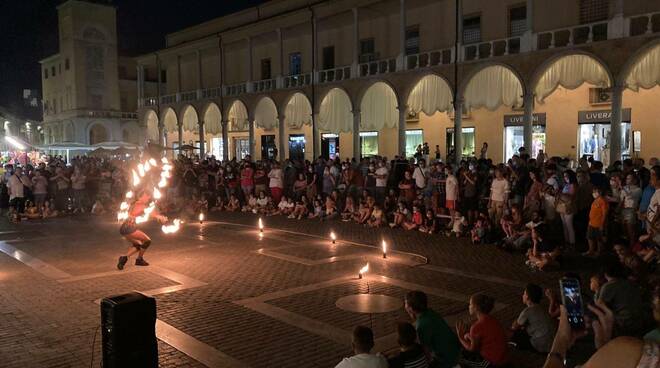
2,146,659,367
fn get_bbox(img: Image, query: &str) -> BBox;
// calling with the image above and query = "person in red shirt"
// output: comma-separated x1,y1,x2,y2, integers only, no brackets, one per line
456,293,509,367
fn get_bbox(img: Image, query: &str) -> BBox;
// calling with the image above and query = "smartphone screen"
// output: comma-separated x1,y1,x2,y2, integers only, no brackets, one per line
560,278,585,330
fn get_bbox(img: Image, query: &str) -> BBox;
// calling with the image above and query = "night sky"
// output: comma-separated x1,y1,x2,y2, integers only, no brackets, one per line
0,0,264,119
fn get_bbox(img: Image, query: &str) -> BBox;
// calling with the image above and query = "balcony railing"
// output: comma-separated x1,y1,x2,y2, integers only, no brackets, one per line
84,109,138,120
202,86,221,99
536,21,608,50
629,11,660,36
181,90,197,102
359,58,396,77
252,78,277,93
318,66,351,83
406,48,454,70
225,83,247,96
463,37,521,61
283,73,312,88
144,97,158,107
161,94,177,104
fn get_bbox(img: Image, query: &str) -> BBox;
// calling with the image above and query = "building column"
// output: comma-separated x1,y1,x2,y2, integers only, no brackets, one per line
397,0,407,70
196,50,203,99
608,0,626,38
198,120,205,158
137,65,145,107
277,28,284,84
221,119,229,161
352,109,361,159
176,55,182,97
248,118,255,159
177,122,183,154
523,92,534,153
278,115,286,162
352,8,359,78
312,112,320,159
312,16,318,82
247,37,253,84
453,99,463,166
609,83,624,165
398,106,407,157
158,119,165,147
522,0,534,51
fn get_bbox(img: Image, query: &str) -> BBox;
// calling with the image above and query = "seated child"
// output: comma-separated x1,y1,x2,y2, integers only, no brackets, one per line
292,196,309,220
255,191,271,214
366,204,384,228
91,199,105,215
225,194,241,212
42,200,59,218
242,193,258,213
526,223,560,270
419,209,438,234
24,201,41,220
389,202,410,229
341,196,356,221
402,205,423,231
471,212,491,244
308,199,323,219
449,211,468,237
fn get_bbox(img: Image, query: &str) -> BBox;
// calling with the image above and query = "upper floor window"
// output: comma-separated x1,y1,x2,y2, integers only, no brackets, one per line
359,38,376,62
580,0,608,24
509,5,527,37
463,16,481,44
160,70,167,83
322,46,335,70
65,58,70,70
289,52,301,75
51,66,56,77
44,68,48,79
59,64,62,74
118,65,127,79
405,25,420,55
261,58,272,80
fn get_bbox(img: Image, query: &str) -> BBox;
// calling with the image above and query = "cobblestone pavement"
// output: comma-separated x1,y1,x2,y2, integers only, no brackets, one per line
0,212,576,368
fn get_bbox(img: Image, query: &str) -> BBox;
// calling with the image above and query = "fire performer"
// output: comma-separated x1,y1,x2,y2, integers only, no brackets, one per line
117,190,167,270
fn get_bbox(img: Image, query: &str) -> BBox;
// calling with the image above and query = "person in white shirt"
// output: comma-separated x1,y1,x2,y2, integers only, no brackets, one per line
268,163,284,204
375,160,389,204
445,165,459,218
335,326,388,368
412,160,427,190
489,168,510,225
7,167,31,216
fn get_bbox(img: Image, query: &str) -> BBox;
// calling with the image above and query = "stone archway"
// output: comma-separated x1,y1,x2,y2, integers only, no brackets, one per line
89,123,108,145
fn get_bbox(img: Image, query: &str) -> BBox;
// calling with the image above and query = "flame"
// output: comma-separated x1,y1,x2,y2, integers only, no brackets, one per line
125,190,134,199
382,240,387,254
137,164,145,177
161,157,169,164
119,201,129,210
144,161,151,172
199,213,204,222
162,164,173,171
359,263,369,275
132,170,141,186
148,158,158,167
153,188,162,199
160,171,171,178
258,218,264,230
162,219,181,234
158,177,168,188
135,213,149,224
330,231,336,241
117,211,129,221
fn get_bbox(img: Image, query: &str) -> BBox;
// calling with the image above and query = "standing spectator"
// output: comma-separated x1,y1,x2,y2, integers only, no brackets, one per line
7,166,31,218
557,169,577,249
510,283,555,353
387,322,429,368
480,142,488,160
375,160,389,205
253,164,268,198
422,142,430,163
240,162,255,199
412,160,427,193
445,165,459,219
585,186,608,257
524,169,544,218
71,166,87,213
322,165,336,196
575,170,594,247
435,145,441,162
456,294,509,368
488,168,509,226
31,170,48,213
305,164,318,200
334,326,388,368
620,173,642,248
404,291,460,368
268,162,284,204
50,167,70,212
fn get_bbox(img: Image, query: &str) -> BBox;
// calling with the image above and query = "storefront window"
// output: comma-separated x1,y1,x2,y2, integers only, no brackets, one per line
405,129,423,158
578,123,631,165
211,137,224,160
235,138,249,160
288,134,305,161
446,127,475,158
321,133,339,160
360,131,378,157
504,125,546,161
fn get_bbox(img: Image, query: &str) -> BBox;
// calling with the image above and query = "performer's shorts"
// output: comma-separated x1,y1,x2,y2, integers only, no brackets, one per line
119,222,138,236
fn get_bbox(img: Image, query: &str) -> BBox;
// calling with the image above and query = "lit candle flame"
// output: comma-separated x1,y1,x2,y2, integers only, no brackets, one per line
382,240,387,258
125,191,134,199
330,231,336,243
132,170,141,186
137,164,145,177
359,263,369,278
258,218,264,232
153,188,162,199
199,212,204,223
162,219,181,234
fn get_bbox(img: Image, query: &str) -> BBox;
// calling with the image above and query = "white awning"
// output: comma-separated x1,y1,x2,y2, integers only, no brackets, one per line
464,65,523,110
535,54,610,103
408,75,453,115
319,88,353,133
626,44,660,91
360,82,398,130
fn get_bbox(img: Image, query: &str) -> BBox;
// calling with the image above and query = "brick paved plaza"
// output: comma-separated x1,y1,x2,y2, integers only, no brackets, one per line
0,213,570,367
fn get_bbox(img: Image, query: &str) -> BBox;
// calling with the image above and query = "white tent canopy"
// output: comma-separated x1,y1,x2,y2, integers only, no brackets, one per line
535,54,610,103
285,93,311,129
203,103,222,135
464,65,523,111
626,44,660,91
254,97,278,130
408,75,453,115
228,100,248,131
360,82,398,130
319,88,353,133
145,110,159,142
162,108,178,133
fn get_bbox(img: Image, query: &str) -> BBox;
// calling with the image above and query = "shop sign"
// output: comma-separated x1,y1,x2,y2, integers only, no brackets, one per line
503,113,546,126
578,108,631,124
